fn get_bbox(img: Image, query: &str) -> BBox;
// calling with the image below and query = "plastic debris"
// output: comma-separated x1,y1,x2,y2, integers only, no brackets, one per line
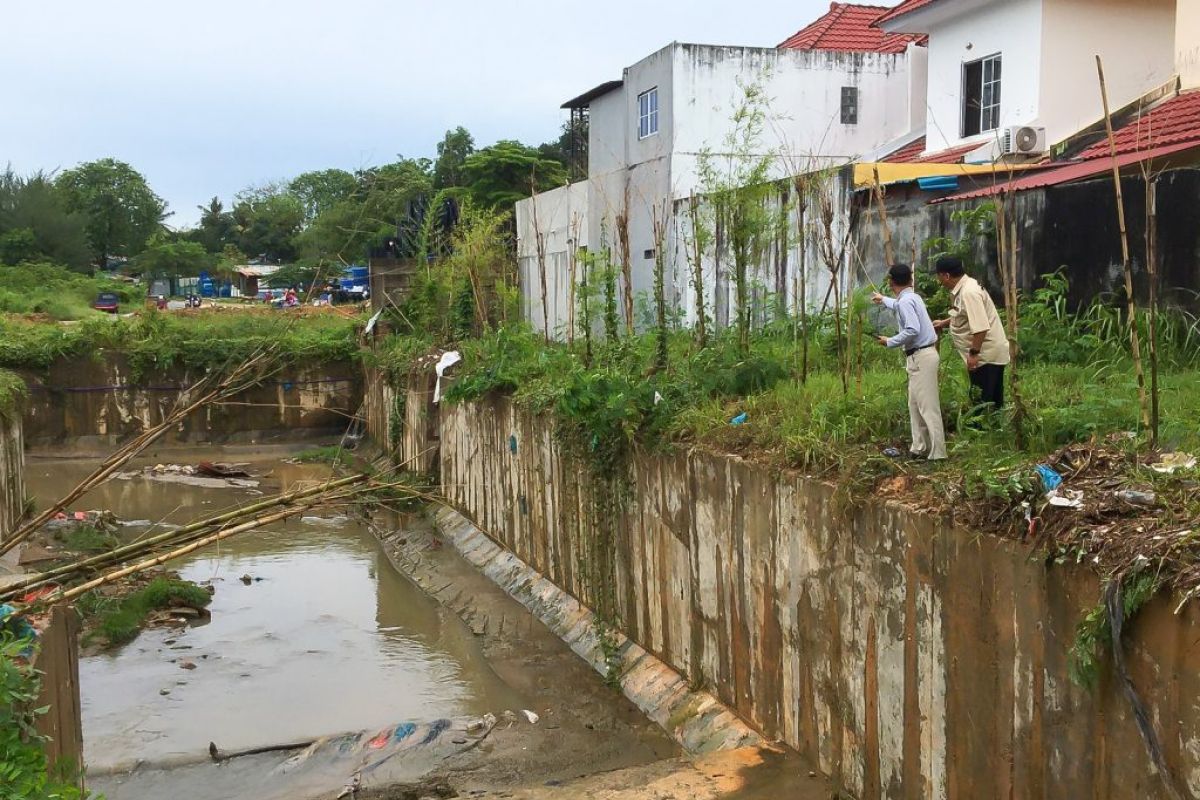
1116,489,1157,507
1047,489,1084,509
433,350,462,404
1150,452,1197,474
654,391,663,406
509,434,518,454
1036,464,1062,492
730,412,748,426
883,447,903,458
522,709,539,724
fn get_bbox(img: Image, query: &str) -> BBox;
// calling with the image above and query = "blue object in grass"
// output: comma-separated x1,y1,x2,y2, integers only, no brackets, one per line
1036,464,1062,492
730,412,748,426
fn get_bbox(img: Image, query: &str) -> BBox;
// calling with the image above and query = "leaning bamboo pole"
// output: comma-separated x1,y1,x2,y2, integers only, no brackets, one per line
48,505,311,605
1096,55,1150,429
0,473,370,601
0,347,277,558
871,166,896,266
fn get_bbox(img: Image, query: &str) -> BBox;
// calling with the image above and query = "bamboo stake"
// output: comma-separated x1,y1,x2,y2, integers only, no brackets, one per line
1097,55,1150,429
689,193,709,349
871,166,896,266
0,349,277,558
529,178,550,343
0,474,370,600
1146,177,1161,445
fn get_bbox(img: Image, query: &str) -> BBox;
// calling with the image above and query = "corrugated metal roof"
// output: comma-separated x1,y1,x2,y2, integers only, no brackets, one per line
561,81,623,110
933,141,1200,203
779,2,926,53
1077,90,1200,159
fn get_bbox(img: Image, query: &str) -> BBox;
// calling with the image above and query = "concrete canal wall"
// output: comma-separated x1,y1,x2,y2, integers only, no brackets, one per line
19,355,362,450
0,407,25,538
367,376,1200,799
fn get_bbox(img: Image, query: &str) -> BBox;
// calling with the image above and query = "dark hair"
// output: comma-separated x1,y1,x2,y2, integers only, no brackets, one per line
887,263,913,286
935,256,966,277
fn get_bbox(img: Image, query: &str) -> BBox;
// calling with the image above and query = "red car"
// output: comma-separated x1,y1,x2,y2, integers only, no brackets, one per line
93,292,120,313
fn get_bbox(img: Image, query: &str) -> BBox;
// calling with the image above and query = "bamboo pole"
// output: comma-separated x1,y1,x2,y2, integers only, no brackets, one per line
0,349,277,558
1146,177,1161,445
49,505,311,605
1096,55,1150,429
871,166,896,266
0,473,370,601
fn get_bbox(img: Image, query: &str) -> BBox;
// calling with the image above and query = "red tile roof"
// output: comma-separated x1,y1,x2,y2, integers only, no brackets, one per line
1077,90,1200,160
874,0,944,27
780,2,926,53
882,137,983,164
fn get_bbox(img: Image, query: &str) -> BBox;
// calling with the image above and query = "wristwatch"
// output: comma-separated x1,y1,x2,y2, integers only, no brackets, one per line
969,348,981,356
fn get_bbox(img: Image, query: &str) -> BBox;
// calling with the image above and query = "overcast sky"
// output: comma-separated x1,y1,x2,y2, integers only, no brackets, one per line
2,0,837,227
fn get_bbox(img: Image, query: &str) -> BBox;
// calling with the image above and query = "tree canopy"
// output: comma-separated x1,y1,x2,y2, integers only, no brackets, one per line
56,158,166,268
0,168,92,270
461,141,567,209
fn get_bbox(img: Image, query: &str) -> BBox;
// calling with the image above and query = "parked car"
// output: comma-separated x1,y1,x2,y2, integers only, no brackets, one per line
93,292,120,313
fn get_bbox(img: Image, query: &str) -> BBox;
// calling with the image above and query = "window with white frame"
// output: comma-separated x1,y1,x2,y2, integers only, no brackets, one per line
638,87,659,139
962,54,1002,137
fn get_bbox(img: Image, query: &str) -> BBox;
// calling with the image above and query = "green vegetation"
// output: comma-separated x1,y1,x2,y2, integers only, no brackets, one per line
76,577,212,646
0,371,27,422
0,262,140,321
0,634,88,799
290,446,352,466
56,525,119,554
0,308,360,372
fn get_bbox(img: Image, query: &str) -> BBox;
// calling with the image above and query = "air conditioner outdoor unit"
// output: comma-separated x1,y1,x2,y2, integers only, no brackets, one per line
1003,125,1048,155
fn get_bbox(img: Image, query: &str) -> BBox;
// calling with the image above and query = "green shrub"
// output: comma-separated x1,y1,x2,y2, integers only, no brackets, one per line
78,578,212,646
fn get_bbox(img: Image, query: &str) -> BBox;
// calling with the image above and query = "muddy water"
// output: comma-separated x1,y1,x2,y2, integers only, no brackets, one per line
25,448,527,773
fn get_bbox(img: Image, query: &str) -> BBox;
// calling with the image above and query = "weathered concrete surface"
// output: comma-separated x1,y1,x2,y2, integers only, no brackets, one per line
0,409,24,539
430,505,760,755
20,355,361,449
436,394,1200,800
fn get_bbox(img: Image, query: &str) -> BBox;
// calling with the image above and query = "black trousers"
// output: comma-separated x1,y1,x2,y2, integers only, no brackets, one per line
969,363,1005,410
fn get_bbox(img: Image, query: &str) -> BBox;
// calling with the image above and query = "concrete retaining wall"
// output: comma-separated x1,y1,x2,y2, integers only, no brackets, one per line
0,410,24,538
20,356,362,450
436,394,1200,800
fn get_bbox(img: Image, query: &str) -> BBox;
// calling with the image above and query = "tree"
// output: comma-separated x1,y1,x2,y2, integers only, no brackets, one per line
461,141,567,209
231,188,305,263
289,169,357,223
56,158,166,268
192,197,234,253
433,127,475,190
537,117,587,180
132,236,214,278
0,168,92,270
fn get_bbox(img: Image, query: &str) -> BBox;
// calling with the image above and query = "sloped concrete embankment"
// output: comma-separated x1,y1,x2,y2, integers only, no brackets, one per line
430,395,1200,800
19,355,362,450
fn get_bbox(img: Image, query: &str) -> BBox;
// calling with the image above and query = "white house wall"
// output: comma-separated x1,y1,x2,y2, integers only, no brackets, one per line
922,0,1044,154
1179,0,1200,89
515,181,590,339
670,44,916,198
586,47,674,321
1040,0,1176,141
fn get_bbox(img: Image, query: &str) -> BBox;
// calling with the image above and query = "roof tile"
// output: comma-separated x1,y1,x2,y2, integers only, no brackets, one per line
780,2,926,54
874,0,943,27
882,137,983,164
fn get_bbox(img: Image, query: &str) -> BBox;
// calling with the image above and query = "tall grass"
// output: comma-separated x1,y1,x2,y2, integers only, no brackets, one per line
0,262,141,320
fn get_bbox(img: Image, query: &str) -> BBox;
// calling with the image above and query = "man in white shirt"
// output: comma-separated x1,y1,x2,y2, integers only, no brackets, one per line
872,264,946,461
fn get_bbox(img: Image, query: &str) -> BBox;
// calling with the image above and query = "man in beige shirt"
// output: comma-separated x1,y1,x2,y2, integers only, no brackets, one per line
932,257,1010,410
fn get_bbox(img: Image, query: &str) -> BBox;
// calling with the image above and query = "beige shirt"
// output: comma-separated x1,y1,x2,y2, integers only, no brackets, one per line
947,276,1010,366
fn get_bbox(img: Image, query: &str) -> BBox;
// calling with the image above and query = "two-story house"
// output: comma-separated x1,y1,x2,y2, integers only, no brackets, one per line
517,3,930,338
876,0,1179,161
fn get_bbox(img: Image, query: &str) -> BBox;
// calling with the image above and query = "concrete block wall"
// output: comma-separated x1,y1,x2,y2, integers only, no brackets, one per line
437,394,1200,800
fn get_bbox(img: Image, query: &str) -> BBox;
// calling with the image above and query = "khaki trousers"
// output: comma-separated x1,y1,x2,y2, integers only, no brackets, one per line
906,347,946,460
